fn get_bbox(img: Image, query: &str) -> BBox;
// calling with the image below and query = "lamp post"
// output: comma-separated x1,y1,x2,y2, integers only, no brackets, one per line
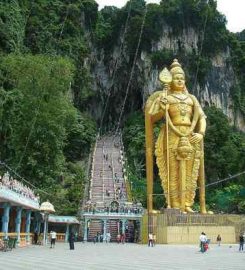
40,201,55,246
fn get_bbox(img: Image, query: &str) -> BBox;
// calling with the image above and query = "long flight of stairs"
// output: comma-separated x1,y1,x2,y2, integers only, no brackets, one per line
87,134,129,242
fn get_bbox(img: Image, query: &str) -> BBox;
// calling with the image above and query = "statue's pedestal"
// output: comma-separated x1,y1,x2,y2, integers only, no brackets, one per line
141,211,244,244
163,225,235,244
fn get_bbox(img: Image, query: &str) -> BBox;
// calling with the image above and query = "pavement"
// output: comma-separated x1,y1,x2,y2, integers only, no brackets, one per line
0,242,244,270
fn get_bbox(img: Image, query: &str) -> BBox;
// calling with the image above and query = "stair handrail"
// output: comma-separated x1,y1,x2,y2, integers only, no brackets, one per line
80,134,98,215
102,141,105,202
119,132,133,202
111,142,117,201
90,135,99,201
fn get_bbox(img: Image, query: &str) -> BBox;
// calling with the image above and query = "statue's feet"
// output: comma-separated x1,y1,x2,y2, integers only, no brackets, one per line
200,208,214,214
185,206,195,213
200,208,207,214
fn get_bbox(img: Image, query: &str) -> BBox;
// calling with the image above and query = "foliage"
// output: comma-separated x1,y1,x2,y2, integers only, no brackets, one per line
53,162,85,215
187,54,212,86
0,1,100,214
237,30,245,41
23,0,94,108
94,6,124,54
204,107,245,182
122,111,145,168
160,0,205,33
207,184,245,214
229,33,245,116
64,112,96,161
127,169,147,207
0,0,26,53
94,12,113,47
122,111,146,204
81,0,98,30
199,0,228,56
0,1,96,109
0,54,73,180
0,54,95,214
150,49,174,69
159,0,228,55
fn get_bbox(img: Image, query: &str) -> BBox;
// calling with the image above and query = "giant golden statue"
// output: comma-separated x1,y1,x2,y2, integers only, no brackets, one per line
145,59,207,214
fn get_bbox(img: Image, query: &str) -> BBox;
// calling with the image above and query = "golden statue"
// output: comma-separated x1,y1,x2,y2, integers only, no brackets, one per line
145,59,207,214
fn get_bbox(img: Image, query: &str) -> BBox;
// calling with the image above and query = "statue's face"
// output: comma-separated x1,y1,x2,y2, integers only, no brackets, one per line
171,73,185,91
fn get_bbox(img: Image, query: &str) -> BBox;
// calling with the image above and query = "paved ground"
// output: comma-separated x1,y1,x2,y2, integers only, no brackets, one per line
0,242,244,270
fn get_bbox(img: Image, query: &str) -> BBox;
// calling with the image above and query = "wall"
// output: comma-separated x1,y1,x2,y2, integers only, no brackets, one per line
141,213,245,244
165,226,235,244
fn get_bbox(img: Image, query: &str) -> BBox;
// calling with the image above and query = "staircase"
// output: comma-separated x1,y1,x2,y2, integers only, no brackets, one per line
108,220,119,242
88,220,102,241
125,220,135,243
86,134,129,242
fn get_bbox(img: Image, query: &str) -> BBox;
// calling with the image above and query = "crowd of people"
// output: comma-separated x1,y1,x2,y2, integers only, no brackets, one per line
84,201,143,215
92,232,133,244
93,232,111,243
200,231,245,252
0,172,39,202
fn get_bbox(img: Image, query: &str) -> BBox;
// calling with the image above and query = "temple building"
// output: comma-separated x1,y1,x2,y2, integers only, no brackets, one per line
0,172,82,246
0,172,40,245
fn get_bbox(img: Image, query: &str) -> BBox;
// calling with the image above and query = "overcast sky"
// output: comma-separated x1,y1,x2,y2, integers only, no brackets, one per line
96,0,245,33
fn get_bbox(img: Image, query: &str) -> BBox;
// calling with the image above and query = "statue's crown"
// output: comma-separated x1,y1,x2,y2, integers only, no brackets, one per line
170,59,185,77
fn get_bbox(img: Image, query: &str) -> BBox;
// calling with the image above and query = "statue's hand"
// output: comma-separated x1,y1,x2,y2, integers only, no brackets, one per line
159,95,168,105
159,95,169,111
190,133,203,144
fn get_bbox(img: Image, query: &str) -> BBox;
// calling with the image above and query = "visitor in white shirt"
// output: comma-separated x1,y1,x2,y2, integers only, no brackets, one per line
50,231,57,248
199,232,207,253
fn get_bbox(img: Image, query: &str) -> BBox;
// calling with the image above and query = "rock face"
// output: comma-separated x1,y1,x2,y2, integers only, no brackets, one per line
89,25,245,131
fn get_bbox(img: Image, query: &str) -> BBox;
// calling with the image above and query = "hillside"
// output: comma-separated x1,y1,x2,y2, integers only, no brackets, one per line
0,0,244,214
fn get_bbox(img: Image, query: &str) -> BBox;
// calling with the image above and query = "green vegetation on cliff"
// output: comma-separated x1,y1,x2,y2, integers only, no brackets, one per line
0,54,96,214
0,0,98,215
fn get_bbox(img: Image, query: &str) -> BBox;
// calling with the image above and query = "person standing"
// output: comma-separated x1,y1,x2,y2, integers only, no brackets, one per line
148,233,153,247
153,234,156,246
239,233,244,251
121,233,125,244
216,234,221,246
117,233,121,244
69,232,75,250
50,231,57,248
199,232,207,253
34,231,38,245
106,232,111,243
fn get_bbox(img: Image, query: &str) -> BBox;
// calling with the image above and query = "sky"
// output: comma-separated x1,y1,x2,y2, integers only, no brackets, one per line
96,0,245,33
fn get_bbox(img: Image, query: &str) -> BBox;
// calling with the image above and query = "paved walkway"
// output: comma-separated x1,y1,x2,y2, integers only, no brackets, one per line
0,243,244,270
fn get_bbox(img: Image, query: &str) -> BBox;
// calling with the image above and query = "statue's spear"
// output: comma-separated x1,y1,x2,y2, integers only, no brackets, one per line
159,68,172,209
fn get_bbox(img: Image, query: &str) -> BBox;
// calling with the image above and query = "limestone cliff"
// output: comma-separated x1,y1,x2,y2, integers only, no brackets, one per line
87,26,244,131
